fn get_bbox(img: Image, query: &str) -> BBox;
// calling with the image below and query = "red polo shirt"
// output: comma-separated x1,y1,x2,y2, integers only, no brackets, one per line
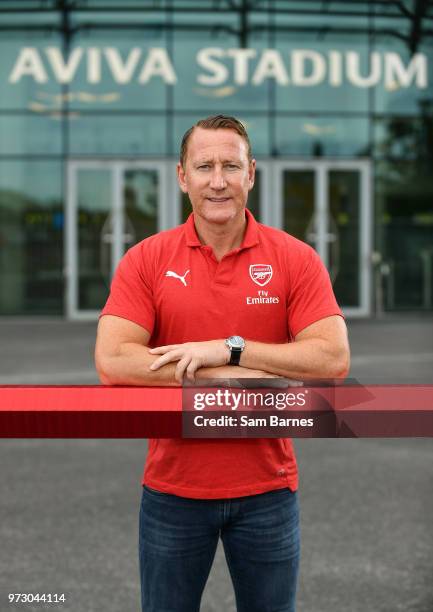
101,209,343,498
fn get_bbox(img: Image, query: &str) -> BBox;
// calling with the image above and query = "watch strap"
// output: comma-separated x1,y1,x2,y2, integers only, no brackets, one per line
229,347,242,366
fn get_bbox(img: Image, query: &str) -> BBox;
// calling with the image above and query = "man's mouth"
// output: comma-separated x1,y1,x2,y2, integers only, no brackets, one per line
206,197,231,202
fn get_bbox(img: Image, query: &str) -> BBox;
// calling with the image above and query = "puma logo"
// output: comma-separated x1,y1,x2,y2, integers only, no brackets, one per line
165,270,190,287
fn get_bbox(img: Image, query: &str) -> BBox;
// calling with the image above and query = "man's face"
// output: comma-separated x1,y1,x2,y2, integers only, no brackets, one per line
177,127,256,226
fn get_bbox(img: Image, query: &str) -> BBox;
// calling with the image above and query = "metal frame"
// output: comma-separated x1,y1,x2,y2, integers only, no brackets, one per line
1,1,431,54
252,160,271,225
66,158,169,320
273,159,372,317
66,157,372,319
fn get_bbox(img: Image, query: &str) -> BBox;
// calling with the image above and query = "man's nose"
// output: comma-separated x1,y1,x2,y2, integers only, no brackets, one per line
209,168,227,190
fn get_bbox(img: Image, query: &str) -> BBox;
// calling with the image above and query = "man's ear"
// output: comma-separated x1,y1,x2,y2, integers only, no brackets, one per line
248,158,256,191
177,162,188,194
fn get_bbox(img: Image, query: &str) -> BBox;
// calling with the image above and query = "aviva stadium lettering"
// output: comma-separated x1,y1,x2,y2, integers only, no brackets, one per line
9,47,428,89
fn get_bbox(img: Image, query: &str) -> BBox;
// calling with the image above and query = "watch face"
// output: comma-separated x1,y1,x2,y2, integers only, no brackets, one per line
228,336,245,349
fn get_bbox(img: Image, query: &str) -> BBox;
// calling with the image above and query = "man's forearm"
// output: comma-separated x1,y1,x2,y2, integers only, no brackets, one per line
96,342,277,386
240,337,349,380
146,316,350,383
97,342,180,386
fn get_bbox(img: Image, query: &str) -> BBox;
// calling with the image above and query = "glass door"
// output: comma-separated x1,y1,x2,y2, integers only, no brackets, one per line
66,160,169,319
275,160,371,317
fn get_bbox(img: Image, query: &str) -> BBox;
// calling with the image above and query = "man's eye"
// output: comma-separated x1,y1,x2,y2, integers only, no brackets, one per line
226,164,239,170
198,165,210,170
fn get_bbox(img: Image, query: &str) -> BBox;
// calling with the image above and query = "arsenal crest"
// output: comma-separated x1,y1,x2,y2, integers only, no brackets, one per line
249,264,273,287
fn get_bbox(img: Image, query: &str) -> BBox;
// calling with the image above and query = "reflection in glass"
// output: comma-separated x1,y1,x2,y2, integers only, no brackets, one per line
247,169,261,221
77,168,159,312
172,17,269,114
181,191,191,224
123,169,158,245
68,32,168,111
328,171,360,306
0,162,63,315
276,117,370,157
0,115,62,155
69,115,166,156
372,32,432,116
373,114,433,160
0,36,62,111
77,169,111,310
282,170,316,248
376,160,433,310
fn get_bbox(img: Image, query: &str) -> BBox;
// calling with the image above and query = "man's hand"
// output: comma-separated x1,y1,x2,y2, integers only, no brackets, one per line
96,317,285,387
149,340,230,383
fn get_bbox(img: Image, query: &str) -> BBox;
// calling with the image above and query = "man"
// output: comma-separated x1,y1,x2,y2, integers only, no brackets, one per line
95,115,350,612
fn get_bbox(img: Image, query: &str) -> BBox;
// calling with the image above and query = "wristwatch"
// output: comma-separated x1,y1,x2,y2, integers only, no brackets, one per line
225,335,246,366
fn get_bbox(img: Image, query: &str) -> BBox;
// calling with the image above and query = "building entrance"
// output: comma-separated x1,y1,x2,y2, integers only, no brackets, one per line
274,160,372,317
66,160,175,319
66,159,371,319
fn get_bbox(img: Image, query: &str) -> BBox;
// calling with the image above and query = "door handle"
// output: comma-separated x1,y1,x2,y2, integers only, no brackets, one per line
101,232,134,244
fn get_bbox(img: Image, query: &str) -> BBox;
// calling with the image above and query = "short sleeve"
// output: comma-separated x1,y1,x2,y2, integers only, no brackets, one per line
287,245,343,338
99,244,155,335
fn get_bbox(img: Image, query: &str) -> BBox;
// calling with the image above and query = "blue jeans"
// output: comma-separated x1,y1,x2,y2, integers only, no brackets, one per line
139,486,300,612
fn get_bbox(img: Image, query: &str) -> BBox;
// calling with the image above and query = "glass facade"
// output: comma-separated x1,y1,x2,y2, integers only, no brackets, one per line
0,161,63,314
0,1,432,315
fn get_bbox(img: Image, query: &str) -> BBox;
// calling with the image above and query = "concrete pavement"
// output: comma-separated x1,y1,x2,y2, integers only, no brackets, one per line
0,316,432,611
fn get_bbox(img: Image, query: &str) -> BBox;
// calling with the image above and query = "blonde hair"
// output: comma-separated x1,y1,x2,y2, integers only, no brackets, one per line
180,115,252,167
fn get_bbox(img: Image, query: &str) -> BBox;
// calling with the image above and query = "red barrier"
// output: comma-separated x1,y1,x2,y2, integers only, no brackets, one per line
0,385,432,438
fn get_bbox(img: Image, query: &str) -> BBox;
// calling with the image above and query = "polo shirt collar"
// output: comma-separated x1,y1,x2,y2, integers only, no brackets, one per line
184,208,260,250
184,213,202,247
